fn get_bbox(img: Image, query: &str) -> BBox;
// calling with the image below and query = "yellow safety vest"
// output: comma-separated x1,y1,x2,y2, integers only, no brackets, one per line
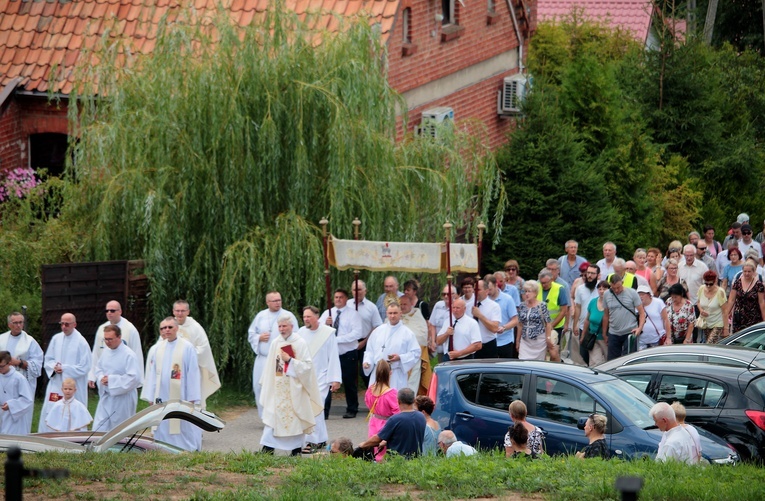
537,282,566,329
607,272,637,289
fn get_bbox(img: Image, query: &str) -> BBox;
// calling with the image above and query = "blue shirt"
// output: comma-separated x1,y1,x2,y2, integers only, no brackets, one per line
377,411,426,458
558,255,588,287
493,291,519,346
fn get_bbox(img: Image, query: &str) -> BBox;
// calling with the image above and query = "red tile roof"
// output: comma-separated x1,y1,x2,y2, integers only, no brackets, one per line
0,0,400,94
538,0,653,42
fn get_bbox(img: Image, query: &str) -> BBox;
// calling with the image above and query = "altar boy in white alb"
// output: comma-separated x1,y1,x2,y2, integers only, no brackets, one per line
38,313,92,432
0,350,34,435
0,312,43,434
44,378,92,432
93,324,143,432
363,303,421,391
296,306,340,449
141,318,201,451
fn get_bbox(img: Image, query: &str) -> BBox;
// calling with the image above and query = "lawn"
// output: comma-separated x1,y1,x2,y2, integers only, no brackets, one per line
8,450,765,500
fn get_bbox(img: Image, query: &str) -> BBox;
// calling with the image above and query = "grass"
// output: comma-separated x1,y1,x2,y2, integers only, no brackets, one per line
8,449,765,500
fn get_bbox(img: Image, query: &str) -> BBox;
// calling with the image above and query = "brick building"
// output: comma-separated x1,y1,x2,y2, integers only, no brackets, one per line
0,0,536,180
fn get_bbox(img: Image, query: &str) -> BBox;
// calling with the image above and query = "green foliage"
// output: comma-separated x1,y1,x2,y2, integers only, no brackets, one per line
56,6,503,384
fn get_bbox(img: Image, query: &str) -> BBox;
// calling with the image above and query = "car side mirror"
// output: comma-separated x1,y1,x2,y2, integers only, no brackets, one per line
577,417,588,430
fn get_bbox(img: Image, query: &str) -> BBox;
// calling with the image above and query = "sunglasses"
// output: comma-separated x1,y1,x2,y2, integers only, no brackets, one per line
704,282,715,286
59,322,73,326
105,309,119,313
743,231,753,235
505,267,517,271
159,325,174,330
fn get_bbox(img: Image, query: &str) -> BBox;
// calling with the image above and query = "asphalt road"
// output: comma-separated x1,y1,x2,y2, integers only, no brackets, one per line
203,390,371,454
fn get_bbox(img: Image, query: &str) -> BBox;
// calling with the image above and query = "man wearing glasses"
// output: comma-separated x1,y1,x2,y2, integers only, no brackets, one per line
695,241,716,271
38,313,91,432
93,324,143,432
738,224,763,265
429,284,458,362
142,318,201,451
88,301,144,389
0,312,43,434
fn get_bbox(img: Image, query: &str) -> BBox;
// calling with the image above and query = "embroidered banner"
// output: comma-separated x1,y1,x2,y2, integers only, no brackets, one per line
328,237,477,273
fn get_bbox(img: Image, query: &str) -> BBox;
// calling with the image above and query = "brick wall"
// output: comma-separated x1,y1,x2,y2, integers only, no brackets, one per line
396,69,521,150
386,0,532,148
0,94,69,176
0,99,24,174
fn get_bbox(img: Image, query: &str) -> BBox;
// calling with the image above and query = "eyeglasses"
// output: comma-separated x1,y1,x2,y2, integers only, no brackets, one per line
505,267,517,271
704,282,715,286
9,321,23,325
59,322,73,326
105,309,119,313
159,325,174,330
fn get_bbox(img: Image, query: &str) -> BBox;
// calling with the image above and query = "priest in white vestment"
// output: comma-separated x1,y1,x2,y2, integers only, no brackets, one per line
247,291,299,417
173,300,221,409
0,312,43,434
93,324,143,432
363,303,421,391
44,378,92,432
398,296,431,395
88,301,144,387
296,306,340,449
260,315,323,455
141,318,202,451
0,350,34,435
38,313,92,432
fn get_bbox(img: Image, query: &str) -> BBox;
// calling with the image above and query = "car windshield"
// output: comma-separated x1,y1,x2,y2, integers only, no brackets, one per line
590,379,656,430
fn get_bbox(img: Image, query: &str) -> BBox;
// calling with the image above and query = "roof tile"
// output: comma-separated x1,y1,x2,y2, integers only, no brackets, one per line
5,28,22,48
62,15,77,34
79,1,96,19
23,13,39,31
4,0,21,16
12,46,28,64
0,12,15,31
29,0,45,17
19,26,35,46
30,29,45,47
36,14,54,32
91,1,109,18
41,0,56,17
538,0,653,42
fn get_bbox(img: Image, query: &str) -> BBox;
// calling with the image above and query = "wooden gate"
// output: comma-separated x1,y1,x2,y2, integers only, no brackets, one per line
40,260,151,351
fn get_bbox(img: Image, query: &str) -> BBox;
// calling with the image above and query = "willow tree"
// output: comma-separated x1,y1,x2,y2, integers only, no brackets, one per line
63,6,504,382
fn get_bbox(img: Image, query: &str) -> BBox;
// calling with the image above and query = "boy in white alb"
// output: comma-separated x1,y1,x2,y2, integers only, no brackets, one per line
45,378,92,432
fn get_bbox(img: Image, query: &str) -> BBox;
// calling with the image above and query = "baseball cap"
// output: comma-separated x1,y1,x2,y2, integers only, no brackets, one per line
637,285,652,294
738,213,750,224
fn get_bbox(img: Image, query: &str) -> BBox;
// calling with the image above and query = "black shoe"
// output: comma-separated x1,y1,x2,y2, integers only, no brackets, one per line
342,411,357,419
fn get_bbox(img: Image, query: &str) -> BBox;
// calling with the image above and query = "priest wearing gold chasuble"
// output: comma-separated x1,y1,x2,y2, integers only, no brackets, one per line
259,315,323,455
141,318,202,451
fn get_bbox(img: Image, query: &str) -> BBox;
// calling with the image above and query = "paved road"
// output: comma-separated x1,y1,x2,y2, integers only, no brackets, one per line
203,391,371,454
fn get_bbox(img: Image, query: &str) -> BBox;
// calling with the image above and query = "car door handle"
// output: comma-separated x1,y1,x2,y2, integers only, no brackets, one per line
455,411,474,420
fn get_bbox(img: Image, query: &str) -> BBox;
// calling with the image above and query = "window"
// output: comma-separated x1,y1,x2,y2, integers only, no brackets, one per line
728,329,765,350
442,0,456,25
488,0,495,13
622,374,652,394
402,8,412,44
656,375,725,408
456,372,524,410
476,373,523,410
535,377,595,425
29,133,68,178
456,373,480,403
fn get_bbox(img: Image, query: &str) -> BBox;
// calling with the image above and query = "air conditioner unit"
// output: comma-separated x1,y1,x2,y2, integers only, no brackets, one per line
497,74,528,115
417,107,454,137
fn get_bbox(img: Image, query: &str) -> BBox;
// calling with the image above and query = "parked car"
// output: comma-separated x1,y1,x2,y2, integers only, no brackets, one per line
605,361,765,462
0,400,225,454
719,322,765,351
428,359,738,463
595,344,765,371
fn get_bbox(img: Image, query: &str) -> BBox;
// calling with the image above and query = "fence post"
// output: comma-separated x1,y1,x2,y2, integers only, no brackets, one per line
5,446,24,501
615,476,643,501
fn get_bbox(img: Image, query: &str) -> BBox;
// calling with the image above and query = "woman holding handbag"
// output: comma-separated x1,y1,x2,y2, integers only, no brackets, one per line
697,270,729,343
666,284,696,344
364,360,399,462
581,280,610,366
638,285,669,349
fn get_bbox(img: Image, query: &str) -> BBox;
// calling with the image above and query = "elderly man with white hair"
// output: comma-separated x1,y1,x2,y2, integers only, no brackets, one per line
649,402,699,464
679,244,708,306
438,430,477,457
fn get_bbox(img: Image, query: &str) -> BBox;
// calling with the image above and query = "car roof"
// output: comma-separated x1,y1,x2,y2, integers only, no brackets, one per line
596,345,765,371
433,359,617,384
608,361,761,381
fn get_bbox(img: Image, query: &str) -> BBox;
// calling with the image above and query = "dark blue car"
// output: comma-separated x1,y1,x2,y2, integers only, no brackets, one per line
428,359,738,463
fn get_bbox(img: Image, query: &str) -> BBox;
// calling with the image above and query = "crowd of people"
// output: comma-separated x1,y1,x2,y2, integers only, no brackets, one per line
7,216,755,462
248,214,762,461
0,300,221,451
